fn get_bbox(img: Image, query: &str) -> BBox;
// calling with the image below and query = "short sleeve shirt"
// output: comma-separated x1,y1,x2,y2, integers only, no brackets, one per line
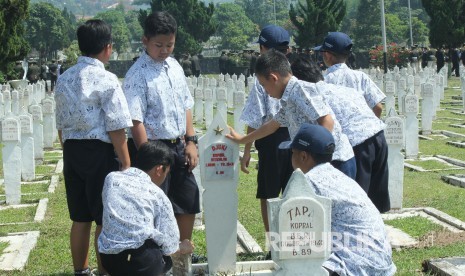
324,63,386,109
54,56,132,143
98,168,180,255
123,52,194,139
240,78,281,129
274,77,354,162
315,81,385,146
305,163,396,276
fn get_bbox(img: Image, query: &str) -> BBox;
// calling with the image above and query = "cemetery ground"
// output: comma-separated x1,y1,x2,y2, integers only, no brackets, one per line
2,78,465,275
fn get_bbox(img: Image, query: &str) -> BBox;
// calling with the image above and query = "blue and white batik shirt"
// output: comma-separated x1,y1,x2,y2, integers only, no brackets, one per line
55,56,132,143
98,167,180,255
123,51,193,140
274,77,354,162
324,63,385,109
305,163,396,276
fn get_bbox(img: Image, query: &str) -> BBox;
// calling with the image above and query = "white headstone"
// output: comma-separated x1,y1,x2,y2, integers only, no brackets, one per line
404,93,419,159
11,90,19,115
233,91,245,135
2,114,22,205
268,169,331,276
216,87,228,122
385,109,404,209
203,88,214,129
41,98,55,149
194,88,204,124
421,83,434,135
226,79,234,108
199,113,239,275
29,102,44,161
397,78,406,114
384,80,396,114
19,110,35,181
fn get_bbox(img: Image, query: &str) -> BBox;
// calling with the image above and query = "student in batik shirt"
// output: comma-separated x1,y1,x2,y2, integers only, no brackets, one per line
123,11,199,256
291,57,390,213
99,141,194,276
315,32,386,118
282,123,396,276
55,19,132,276
227,49,356,179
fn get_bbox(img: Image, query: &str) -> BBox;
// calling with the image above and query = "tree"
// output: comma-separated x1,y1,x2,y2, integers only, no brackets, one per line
26,2,71,61
352,0,381,49
140,0,216,55
289,0,346,48
95,9,131,56
422,0,464,48
235,0,290,30
214,3,256,50
125,10,143,48
62,7,78,44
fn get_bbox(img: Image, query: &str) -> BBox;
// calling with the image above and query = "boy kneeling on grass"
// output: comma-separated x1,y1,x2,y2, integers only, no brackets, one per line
98,141,194,276
281,123,396,276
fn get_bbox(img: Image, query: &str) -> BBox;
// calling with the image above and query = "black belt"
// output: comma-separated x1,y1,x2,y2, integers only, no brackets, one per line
158,137,182,144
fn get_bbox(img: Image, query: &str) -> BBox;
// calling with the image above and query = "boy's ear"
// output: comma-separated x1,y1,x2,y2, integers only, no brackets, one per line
269,72,279,82
142,36,149,46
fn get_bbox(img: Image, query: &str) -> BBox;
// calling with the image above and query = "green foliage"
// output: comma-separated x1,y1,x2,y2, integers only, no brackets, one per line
95,9,131,55
26,2,71,60
369,43,410,69
62,40,80,65
384,216,444,238
0,0,30,74
214,3,256,51
124,10,143,46
352,0,381,49
422,0,465,48
140,0,216,55
289,0,346,48
234,0,290,30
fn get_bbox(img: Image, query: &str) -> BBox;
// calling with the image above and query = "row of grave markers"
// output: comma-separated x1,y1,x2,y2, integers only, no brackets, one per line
1,80,56,205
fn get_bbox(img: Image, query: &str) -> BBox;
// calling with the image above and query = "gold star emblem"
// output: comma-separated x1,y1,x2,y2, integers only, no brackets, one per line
214,125,224,135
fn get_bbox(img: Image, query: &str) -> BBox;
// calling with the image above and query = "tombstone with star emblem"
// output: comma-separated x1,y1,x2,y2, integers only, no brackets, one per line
199,112,239,275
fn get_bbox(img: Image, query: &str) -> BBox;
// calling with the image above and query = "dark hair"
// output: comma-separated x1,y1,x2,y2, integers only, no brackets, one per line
255,49,292,78
309,151,333,165
291,57,324,83
144,11,177,38
77,19,112,56
135,141,174,172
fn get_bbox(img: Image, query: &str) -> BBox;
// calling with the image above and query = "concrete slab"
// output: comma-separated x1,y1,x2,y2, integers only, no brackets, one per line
404,156,463,172
452,111,465,116
447,141,465,149
48,175,59,193
192,261,276,276
450,123,465,128
237,221,263,254
384,225,418,248
54,159,63,174
425,257,465,276
0,231,40,271
442,174,465,188
34,198,48,222
439,130,465,139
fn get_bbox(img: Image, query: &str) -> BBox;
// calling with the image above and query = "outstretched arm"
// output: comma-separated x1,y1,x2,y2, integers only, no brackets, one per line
226,120,281,144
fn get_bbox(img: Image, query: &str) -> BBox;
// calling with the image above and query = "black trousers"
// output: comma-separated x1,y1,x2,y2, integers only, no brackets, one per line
100,239,172,276
353,131,390,213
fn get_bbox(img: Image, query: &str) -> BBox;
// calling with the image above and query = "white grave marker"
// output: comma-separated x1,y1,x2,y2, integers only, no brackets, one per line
216,87,228,122
385,109,404,209
199,113,239,275
19,109,35,181
2,114,22,204
384,81,396,114
404,92,419,159
194,87,204,124
42,98,55,149
233,91,245,135
421,83,434,135
203,88,214,129
268,169,331,276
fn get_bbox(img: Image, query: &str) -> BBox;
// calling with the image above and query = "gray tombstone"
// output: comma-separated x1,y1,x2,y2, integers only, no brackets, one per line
384,81,396,114
397,78,406,114
414,75,421,97
199,113,239,275
3,90,11,114
404,92,419,159
385,109,404,209
203,88,214,128
268,169,331,276
226,79,235,108
29,102,44,161
11,90,19,115
2,114,22,205
19,109,35,181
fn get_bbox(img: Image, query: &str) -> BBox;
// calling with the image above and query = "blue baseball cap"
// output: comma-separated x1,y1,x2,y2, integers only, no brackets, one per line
314,32,353,54
279,123,335,155
256,25,290,49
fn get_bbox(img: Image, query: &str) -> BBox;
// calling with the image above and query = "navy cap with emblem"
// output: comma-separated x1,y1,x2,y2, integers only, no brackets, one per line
279,123,335,155
256,25,290,49
314,32,353,55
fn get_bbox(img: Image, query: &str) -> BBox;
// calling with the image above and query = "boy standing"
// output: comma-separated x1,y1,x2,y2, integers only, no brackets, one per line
228,50,355,178
123,11,199,254
98,141,194,276
240,25,293,246
282,123,396,276
55,19,132,275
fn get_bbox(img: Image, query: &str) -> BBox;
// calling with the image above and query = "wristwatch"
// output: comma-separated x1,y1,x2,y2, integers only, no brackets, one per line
185,135,198,144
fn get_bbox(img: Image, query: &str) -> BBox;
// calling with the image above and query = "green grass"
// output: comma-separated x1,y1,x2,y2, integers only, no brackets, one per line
0,206,36,224
2,77,465,275
407,159,457,170
0,241,8,253
384,216,444,238
35,165,55,175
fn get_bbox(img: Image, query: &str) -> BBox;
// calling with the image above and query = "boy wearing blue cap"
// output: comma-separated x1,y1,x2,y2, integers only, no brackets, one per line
228,49,356,178
291,58,390,212
315,32,385,118
282,123,396,276
240,25,294,246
